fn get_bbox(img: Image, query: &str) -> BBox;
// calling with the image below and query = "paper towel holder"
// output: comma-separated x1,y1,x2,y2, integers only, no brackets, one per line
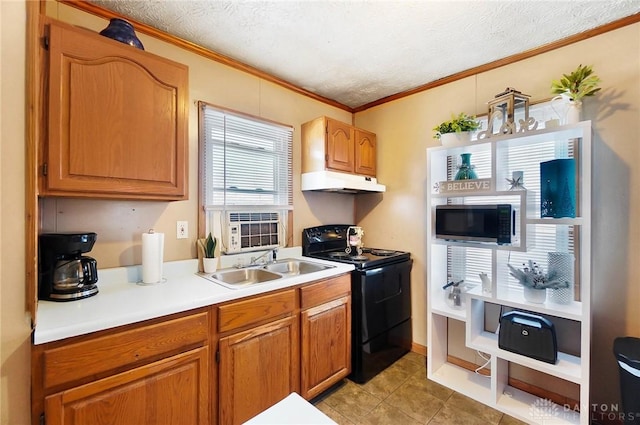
139,228,166,285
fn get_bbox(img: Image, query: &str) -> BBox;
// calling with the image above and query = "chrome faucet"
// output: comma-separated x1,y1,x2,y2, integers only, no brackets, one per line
248,248,279,267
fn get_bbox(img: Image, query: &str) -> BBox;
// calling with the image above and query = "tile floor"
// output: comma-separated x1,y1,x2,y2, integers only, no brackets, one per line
313,352,528,425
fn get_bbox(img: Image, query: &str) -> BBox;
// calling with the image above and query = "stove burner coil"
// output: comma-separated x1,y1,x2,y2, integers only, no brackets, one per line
371,249,397,256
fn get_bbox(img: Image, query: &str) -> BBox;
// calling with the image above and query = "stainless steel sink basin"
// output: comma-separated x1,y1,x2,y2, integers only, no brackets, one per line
263,260,334,276
209,268,281,288
199,259,335,289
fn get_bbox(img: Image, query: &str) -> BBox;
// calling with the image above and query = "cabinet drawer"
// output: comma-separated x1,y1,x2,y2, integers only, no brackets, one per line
42,311,209,389
300,274,351,310
218,290,296,333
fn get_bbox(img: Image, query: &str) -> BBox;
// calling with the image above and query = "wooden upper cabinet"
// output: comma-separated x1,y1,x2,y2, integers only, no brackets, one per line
325,119,355,173
354,129,377,176
302,116,377,177
42,19,188,200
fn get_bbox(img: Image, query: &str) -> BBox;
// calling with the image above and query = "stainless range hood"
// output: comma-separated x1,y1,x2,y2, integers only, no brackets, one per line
301,171,386,194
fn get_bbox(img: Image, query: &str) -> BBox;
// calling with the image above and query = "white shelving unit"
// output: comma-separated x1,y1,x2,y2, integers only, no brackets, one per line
426,121,591,425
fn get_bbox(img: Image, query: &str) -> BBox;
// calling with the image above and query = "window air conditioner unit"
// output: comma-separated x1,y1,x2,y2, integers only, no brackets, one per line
225,211,280,254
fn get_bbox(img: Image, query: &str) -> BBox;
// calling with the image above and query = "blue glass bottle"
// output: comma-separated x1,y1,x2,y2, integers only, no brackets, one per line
455,153,478,180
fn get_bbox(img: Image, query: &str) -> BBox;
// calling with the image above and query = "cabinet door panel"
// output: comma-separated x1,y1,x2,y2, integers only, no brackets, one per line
45,20,188,200
301,296,351,399
44,347,209,425
355,129,377,176
326,119,354,173
219,316,299,425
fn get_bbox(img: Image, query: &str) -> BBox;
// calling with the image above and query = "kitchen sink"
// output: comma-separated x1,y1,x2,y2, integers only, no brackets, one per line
208,268,282,288
263,259,334,276
200,259,335,289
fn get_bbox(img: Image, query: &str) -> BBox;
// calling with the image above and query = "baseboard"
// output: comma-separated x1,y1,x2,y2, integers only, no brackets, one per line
411,342,426,356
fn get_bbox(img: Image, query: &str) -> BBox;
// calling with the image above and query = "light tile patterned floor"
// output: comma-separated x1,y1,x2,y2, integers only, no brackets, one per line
313,352,528,425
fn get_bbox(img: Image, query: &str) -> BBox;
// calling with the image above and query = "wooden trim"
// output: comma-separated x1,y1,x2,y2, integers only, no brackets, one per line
57,0,351,112
411,342,427,357
26,0,44,326
198,100,293,131
55,1,640,114
446,355,580,410
353,13,640,112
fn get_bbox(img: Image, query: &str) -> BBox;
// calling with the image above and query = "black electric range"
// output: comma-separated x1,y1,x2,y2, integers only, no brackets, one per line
302,224,413,384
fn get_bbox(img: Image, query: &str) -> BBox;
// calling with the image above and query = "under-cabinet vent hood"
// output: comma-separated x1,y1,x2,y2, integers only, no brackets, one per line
301,171,386,194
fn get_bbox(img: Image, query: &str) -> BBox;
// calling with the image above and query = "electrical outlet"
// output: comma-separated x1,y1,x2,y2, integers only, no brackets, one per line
177,221,188,239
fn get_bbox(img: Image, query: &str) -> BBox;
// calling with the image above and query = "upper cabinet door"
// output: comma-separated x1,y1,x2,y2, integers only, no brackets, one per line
354,129,376,177
43,19,188,200
325,118,355,173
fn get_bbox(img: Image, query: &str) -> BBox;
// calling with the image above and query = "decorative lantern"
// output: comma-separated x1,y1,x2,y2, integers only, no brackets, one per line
486,87,531,134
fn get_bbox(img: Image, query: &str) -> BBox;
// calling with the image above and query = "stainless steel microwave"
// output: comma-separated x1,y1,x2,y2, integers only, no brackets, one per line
435,204,515,244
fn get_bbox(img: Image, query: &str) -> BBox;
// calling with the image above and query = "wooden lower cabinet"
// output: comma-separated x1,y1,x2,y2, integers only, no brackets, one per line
218,315,300,425
33,275,353,425
44,347,209,425
300,296,351,399
300,274,351,399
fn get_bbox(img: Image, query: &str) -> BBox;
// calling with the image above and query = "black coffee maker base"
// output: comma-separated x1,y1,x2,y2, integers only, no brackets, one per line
45,285,99,302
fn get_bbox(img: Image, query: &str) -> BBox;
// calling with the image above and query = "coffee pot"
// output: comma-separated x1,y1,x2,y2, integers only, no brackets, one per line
53,256,97,290
39,232,99,301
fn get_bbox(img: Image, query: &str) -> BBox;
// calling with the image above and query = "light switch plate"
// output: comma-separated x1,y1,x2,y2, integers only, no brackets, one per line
177,221,188,239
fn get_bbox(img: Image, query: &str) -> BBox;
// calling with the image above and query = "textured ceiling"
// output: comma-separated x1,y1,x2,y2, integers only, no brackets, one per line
88,0,640,109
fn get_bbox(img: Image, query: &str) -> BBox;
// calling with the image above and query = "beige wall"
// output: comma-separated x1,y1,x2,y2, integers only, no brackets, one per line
355,23,640,407
1,1,32,424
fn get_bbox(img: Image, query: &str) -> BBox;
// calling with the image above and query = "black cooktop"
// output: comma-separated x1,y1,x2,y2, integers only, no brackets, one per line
302,225,410,269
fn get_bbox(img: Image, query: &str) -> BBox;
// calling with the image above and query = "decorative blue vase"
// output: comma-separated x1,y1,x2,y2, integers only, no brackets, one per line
540,158,576,218
455,153,478,180
99,18,144,50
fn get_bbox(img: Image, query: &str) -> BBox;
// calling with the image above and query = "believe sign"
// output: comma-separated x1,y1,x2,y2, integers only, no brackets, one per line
438,178,492,194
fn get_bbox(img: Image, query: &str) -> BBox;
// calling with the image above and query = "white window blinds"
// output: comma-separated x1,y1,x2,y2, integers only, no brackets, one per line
200,104,293,209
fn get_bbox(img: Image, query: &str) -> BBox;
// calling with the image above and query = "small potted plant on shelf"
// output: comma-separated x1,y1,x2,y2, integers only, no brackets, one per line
198,233,218,273
433,112,481,147
508,260,570,304
550,64,601,124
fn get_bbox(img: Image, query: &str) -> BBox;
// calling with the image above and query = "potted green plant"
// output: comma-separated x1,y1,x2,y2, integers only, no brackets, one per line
551,64,601,103
433,112,480,147
550,64,601,124
198,233,218,273
508,260,570,304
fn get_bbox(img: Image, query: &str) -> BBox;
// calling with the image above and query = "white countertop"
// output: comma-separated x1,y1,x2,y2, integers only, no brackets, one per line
243,392,336,424
34,249,354,345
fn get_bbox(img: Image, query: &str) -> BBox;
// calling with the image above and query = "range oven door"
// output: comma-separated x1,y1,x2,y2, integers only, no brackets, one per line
350,258,413,383
353,259,413,344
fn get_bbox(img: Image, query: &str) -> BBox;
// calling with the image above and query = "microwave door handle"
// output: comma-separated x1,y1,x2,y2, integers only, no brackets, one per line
513,210,516,235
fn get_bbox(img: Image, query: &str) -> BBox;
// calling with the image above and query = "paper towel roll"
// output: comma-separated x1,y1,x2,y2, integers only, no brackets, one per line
142,230,164,284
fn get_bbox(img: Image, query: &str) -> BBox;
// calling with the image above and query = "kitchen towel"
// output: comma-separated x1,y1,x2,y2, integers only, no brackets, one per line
141,230,164,284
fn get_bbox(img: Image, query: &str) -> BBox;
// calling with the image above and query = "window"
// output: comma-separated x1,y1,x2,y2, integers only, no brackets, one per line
446,101,578,298
199,103,293,252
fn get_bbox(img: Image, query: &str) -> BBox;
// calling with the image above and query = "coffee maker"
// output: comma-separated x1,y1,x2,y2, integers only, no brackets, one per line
39,232,99,301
